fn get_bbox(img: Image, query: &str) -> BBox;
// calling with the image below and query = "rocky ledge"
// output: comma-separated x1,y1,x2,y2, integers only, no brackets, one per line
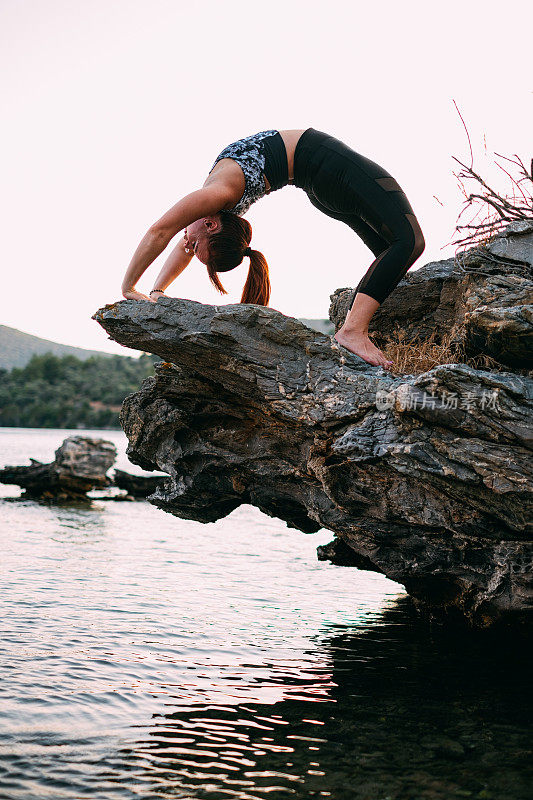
94,222,532,627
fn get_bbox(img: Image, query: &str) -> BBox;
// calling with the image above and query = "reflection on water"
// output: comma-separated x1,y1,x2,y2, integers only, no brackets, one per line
124,608,531,800
0,429,531,800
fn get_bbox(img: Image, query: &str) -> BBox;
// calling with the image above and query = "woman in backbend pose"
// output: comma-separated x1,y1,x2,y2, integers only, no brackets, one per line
121,128,425,369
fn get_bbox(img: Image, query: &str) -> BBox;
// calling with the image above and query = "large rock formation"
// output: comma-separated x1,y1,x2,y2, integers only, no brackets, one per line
93,222,533,627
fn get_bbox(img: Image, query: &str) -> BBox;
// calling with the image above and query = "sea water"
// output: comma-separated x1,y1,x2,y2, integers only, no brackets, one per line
0,428,531,799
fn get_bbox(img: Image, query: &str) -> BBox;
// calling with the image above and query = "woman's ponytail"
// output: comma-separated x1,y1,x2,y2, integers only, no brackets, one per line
205,211,271,306
240,249,271,306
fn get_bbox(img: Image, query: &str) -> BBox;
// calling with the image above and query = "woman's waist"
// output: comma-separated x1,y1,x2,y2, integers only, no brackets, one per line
262,129,308,190
293,128,359,191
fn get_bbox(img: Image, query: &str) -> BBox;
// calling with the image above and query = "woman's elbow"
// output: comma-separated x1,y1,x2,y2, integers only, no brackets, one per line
148,223,175,244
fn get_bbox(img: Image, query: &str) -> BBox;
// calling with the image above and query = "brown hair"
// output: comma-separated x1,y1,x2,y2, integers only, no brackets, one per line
205,210,271,306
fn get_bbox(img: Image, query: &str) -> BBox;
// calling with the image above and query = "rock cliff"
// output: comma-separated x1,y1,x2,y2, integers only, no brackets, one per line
94,222,533,627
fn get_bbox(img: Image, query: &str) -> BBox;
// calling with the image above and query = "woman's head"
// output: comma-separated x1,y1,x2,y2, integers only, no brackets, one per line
185,211,270,306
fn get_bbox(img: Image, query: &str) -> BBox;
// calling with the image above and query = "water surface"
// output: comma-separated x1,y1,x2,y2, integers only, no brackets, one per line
0,429,530,799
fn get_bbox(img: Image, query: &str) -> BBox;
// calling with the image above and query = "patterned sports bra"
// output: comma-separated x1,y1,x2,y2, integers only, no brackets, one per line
208,130,291,216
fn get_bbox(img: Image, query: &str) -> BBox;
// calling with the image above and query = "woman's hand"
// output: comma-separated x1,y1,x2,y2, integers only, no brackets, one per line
122,288,155,302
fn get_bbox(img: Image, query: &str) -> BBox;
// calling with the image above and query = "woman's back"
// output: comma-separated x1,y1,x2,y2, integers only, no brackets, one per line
204,129,307,215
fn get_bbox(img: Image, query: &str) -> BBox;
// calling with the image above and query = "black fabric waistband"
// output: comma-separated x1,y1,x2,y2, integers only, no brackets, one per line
262,131,290,192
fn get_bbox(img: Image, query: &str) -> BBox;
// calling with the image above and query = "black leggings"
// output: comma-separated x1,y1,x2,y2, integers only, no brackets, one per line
293,128,425,306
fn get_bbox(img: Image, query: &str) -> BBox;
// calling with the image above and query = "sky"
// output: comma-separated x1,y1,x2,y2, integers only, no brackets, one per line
1,0,531,355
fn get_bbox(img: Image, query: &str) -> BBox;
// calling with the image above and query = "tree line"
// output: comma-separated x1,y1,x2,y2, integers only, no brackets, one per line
0,352,158,429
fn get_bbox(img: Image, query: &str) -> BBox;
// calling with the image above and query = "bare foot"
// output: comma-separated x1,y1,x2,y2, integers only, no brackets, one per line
334,328,393,369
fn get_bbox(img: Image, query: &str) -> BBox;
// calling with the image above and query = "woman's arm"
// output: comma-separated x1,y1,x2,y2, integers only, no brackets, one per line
150,235,195,297
121,184,232,299
121,228,172,300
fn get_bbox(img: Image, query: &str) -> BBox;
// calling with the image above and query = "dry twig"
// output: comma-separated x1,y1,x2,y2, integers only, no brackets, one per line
443,101,532,254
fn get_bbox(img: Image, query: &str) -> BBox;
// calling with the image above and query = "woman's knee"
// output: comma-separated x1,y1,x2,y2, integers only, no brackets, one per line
413,228,425,260
406,214,425,263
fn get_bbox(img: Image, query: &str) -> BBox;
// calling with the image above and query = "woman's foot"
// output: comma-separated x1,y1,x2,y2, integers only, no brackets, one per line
334,328,393,369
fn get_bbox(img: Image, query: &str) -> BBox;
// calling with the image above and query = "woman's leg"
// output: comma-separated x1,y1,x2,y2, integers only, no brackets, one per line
306,192,393,367
306,157,425,368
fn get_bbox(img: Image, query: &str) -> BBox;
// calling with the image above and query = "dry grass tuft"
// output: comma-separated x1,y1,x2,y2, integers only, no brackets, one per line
377,326,504,376
380,328,460,375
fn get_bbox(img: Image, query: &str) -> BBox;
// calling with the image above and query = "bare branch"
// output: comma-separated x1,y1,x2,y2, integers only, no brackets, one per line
445,137,532,252
494,158,530,206
452,99,474,170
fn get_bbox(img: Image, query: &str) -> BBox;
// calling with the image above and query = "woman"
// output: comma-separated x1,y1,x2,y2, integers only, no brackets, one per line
121,128,425,369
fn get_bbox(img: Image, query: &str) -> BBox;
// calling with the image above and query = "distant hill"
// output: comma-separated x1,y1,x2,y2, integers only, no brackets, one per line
298,318,334,335
0,325,117,371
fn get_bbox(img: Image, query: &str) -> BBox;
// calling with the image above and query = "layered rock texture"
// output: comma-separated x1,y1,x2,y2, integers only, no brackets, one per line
94,222,533,627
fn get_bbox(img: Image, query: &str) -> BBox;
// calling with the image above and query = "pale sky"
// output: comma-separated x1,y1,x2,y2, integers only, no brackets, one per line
1,0,531,354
